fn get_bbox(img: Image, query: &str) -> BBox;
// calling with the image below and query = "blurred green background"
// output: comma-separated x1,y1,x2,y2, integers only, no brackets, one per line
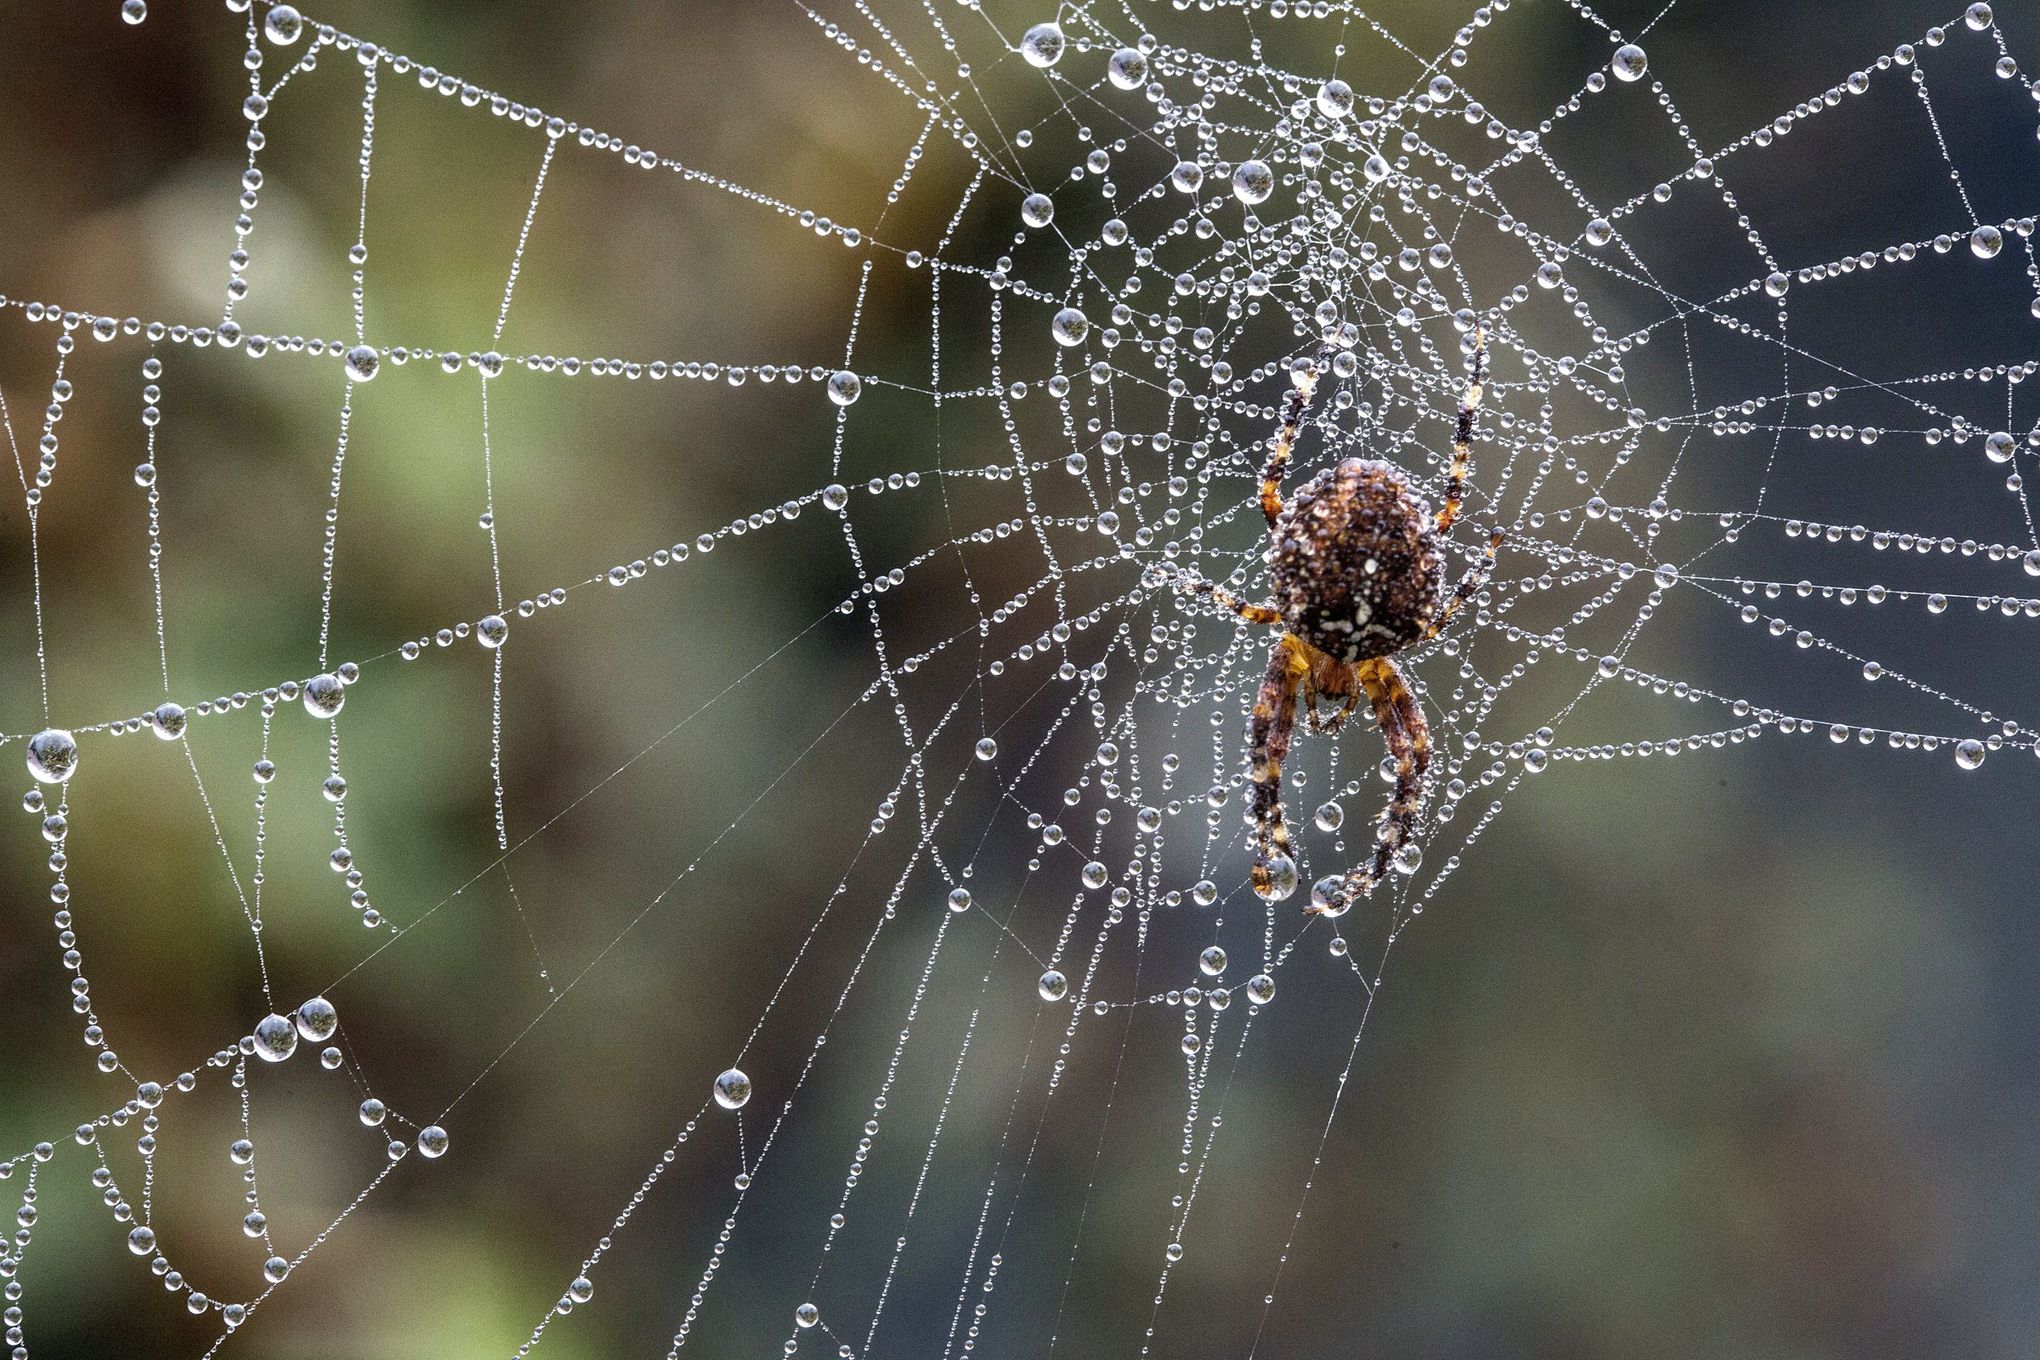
3,1,2040,1357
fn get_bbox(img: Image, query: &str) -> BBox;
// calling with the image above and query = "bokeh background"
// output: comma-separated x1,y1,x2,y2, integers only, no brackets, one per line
2,1,2040,1357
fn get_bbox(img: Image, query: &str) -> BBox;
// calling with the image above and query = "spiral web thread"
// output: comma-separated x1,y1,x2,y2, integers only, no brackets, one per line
1,0,2037,1355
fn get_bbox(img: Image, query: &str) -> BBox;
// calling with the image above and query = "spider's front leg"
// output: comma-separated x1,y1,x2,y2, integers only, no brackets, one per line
1436,326,1486,535
1162,568,1283,627
1261,345,1334,528
1424,529,1505,640
1305,656,1430,915
1246,634,1311,901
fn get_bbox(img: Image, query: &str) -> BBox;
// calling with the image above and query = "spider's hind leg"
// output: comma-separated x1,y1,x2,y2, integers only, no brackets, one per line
1305,656,1430,915
1247,634,1311,900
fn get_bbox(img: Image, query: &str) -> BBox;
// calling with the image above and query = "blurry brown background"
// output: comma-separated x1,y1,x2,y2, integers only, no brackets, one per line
2,1,2039,1357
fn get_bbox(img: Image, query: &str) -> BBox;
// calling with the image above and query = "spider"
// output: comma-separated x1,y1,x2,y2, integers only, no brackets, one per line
1169,329,1501,917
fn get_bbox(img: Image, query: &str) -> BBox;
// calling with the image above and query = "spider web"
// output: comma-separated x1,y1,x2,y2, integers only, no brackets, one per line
1,0,2037,1354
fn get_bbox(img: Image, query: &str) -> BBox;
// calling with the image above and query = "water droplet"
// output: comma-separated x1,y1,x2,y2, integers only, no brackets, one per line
1246,974,1276,1005
1199,946,1227,976
302,673,345,719
1231,160,1273,205
948,887,972,912
1256,854,1298,902
1037,969,1068,1001
252,1013,297,1063
26,729,78,784
1313,801,1343,831
294,996,338,1042
1967,3,1994,30
1955,739,1986,770
477,614,510,648
262,4,301,43
1972,225,2004,259
1315,79,1354,119
822,483,850,512
1019,22,1064,68
415,1125,450,1158
120,0,147,25
975,737,998,761
127,1225,156,1255
1611,44,1649,82
1020,193,1055,228
713,1068,752,1110
795,1303,819,1329
826,370,861,406
1051,307,1090,347
149,702,187,740
1308,875,1349,916
1107,48,1148,91
1081,861,1109,889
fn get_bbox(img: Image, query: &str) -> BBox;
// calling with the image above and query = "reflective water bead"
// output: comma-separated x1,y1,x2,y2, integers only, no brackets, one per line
343,345,379,382
1199,946,1227,976
264,1256,291,1283
121,0,147,23
713,1068,752,1110
795,1303,820,1329
974,737,998,761
1256,854,1298,902
1611,44,1649,82
294,996,338,1042
149,702,187,740
26,728,78,784
303,672,345,718
477,614,510,648
359,1098,386,1126
1018,21,1064,68
947,887,972,912
1967,3,1993,29
1955,739,1986,769
1245,973,1276,1005
826,370,861,406
1020,193,1055,228
127,1225,156,1255
1107,47,1147,91
1309,875,1349,916
822,483,850,511
1231,160,1273,205
569,1277,595,1304
1313,801,1342,832
1081,861,1109,889
1972,225,2004,259
416,1125,450,1158
1315,79,1354,119
1037,969,1068,1002
262,3,301,43
1050,307,1089,347
251,1013,297,1063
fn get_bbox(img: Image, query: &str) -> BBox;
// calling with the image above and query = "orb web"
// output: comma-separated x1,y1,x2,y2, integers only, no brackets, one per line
0,0,2036,1355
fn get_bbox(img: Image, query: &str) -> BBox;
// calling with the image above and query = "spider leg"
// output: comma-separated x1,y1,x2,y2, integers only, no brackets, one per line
1261,346,1333,528
1436,325,1487,535
1164,569,1283,627
1305,656,1430,915
1247,634,1311,900
1423,529,1504,640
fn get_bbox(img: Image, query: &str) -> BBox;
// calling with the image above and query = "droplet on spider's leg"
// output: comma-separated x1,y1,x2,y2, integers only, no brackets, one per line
1255,854,1298,901
1309,875,1350,917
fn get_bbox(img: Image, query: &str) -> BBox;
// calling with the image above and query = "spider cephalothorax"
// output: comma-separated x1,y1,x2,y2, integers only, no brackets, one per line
1171,331,1501,916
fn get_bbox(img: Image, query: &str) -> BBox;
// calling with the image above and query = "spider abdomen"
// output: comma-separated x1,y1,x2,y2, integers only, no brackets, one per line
1269,457,1442,662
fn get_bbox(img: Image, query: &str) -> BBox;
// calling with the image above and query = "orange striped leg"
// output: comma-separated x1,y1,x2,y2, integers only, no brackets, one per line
1167,570,1282,627
1306,656,1430,914
1261,347,1333,528
1424,530,1504,640
1247,634,1310,901
1437,326,1486,535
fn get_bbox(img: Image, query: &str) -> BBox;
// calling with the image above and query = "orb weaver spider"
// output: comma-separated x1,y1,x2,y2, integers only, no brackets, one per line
1169,329,1501,916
